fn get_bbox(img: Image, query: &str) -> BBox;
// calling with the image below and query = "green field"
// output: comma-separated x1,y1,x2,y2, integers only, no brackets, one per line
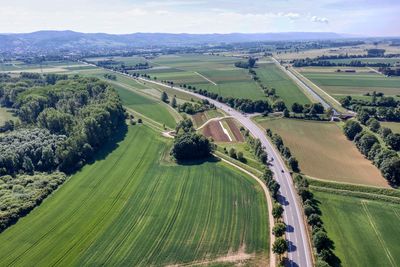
255,117,388,187
114,84,178,128
314,190,400,267
0,126,268,266
0,107,16,125
138,54,266,100
300,70,400,98
257,63,311,106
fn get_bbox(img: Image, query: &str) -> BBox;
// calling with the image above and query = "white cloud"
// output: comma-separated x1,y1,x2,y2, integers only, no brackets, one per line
280,12,301,20
311,16,329,23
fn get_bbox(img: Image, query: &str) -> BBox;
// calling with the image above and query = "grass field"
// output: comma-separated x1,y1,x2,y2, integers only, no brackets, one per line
299,69,400,98
114,84,177,128
139,54,266,100
381,122,400,134
69,67,179,128
0,125,268,266
0,107,16,125
257,62,311,106
255,117,388,187
313,190,400,267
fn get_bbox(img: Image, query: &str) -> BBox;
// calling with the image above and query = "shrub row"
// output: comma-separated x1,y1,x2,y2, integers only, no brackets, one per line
266,128,300,172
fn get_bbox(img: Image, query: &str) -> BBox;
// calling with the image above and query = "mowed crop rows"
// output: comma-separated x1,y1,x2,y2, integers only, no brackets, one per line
256,117,389,187
314,191,400,267
299,68,400,98
257,62,311,106
139,54,266,100
0,126,268,266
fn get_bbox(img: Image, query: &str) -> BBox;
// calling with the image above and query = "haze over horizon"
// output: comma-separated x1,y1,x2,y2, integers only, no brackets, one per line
1,0,399,37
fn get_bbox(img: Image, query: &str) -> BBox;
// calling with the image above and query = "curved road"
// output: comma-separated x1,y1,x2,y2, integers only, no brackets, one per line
135,76,313,267
81,60,313,266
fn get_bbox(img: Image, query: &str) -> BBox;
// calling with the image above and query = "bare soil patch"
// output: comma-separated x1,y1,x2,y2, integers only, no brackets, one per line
226,118,244,142
202,120,230,142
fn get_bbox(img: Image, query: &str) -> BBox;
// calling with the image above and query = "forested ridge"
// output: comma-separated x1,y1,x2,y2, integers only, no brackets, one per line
0,73,126,231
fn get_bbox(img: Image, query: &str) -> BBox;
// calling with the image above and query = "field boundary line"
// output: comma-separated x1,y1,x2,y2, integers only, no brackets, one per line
361,201,396,267
216,155,275,267
194,71,217,85
196,116,233,130
107,78,183,123
125,107,166,132
392,208,400,220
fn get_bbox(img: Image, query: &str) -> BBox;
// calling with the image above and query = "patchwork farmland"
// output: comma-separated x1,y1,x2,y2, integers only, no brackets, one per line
298,68,400,99
0,126,269,266
137,54,267,100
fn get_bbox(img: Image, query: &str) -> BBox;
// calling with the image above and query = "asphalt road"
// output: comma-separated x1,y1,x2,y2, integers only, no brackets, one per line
135,76,313,267
270,57,339,116
80,60,313,266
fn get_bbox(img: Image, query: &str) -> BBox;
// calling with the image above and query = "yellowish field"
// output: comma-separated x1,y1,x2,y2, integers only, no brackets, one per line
256,117,389,187
0,107,16,125
381,122,400,134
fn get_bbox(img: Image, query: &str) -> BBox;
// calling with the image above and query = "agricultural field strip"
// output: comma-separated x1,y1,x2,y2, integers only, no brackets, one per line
216,156,275,267
106,78,182,123
313,191,400,266
257,61,311,106
270,57,333,108
361,201,397,267
287,65,345,113
0,127,268,266
133,75,312,267
125,107,165,132
219,121,232,142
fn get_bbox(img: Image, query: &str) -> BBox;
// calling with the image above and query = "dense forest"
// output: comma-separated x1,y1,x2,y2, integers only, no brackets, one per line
0,73,126,231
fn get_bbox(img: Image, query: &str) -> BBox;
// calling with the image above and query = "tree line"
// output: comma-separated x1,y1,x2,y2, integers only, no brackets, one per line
343,120,400,185
238,126,289,264
341,93,400,122
0,75,126,175
293,175,340,267
266,129,300,172
292,59,390,68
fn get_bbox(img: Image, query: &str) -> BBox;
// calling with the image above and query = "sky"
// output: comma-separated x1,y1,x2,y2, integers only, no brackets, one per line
0,0,399,36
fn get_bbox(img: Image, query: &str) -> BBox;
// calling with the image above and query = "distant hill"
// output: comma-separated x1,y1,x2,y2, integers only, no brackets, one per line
0,30,354,54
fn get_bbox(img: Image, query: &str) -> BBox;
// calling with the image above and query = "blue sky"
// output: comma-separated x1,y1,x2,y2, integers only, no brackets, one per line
0,0,399,36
